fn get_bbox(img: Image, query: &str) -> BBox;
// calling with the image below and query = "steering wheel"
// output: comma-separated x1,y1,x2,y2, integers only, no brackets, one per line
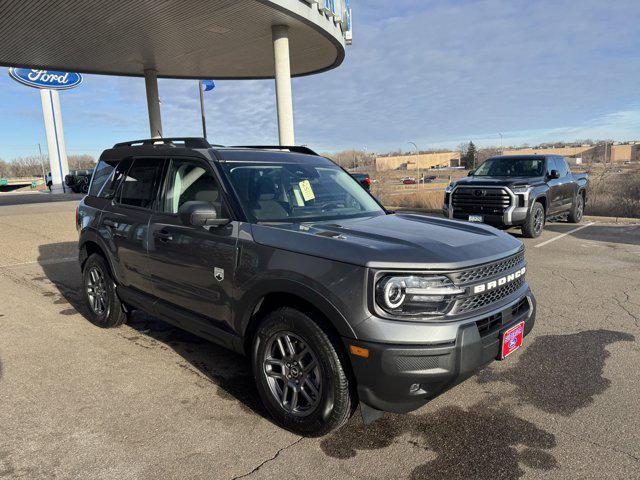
320,202,342,212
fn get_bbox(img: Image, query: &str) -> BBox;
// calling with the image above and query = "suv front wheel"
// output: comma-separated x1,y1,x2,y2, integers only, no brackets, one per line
252,307,354,436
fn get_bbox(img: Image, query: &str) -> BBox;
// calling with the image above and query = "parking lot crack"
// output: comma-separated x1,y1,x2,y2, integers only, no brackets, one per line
612,294,640,329
556,428,639,463
231,437,303,479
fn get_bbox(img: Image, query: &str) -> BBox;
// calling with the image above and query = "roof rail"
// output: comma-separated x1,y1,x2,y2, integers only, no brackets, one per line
230,145,319,156
113,137,212,149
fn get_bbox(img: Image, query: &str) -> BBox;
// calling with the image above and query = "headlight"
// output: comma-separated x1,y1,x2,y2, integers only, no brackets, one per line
511,185,532,194
444,184,454,193
375,275,465,316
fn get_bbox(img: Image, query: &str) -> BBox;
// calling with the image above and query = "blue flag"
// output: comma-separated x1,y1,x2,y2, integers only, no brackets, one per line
202,80,216,92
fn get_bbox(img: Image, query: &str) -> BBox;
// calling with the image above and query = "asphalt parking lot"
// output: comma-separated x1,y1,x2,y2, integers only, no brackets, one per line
0,192,638,480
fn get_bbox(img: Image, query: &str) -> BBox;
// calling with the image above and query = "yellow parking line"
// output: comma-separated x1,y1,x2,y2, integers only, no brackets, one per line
534,222,595,248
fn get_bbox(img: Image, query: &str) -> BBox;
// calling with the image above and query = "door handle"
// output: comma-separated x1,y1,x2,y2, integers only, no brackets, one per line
154,230,173,243
103,219,117,227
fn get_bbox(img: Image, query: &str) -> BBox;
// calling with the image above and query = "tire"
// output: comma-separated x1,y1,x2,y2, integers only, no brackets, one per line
82,253,127,328
252,307,354,436
522,202,545,238
567,194,584,223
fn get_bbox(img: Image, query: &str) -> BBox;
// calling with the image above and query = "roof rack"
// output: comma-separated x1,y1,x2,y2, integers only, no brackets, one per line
230,145,319,156
113,137,212,149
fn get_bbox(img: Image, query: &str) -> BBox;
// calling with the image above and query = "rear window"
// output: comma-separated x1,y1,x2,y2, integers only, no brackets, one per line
118,158,163,209
88,160,117,197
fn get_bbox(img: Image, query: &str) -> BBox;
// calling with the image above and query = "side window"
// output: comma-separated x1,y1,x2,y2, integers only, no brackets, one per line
546,158,558,176
118,158,163,209
88,160,115,197
163,158,226,216
556,157,569,177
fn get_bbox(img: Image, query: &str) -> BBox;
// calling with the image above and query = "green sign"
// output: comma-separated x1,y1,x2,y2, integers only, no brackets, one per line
0,179,8,186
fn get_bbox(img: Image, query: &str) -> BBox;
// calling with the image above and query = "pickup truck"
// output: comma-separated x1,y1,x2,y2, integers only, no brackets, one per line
443,155,588,238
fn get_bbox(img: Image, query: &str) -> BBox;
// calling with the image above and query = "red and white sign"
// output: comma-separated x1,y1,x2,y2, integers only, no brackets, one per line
501,321,524,359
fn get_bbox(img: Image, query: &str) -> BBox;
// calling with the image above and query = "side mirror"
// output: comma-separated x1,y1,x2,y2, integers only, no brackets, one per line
549,169,560,179
467,170,475,176
178,201,230,227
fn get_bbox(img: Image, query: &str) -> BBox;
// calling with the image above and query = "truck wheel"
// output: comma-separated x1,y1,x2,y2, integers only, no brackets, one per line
252,307,354,436
568,194,584,223
522,202,545,238
82,253,127,328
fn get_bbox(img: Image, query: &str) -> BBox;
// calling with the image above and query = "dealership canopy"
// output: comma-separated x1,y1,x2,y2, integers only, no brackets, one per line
0,0,348,79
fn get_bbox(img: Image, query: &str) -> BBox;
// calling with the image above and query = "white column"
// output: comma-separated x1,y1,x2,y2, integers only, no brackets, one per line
144,69,163,138
272,25,295,145
40,89,69,194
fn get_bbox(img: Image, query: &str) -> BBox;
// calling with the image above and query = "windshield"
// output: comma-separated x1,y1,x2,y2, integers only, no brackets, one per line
222,162,385,223
473,157,545,177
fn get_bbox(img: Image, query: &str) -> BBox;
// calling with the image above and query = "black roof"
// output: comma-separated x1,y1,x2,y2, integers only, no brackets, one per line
99,137,321,164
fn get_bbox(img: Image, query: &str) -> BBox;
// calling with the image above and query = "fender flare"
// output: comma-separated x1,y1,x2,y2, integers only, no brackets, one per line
78,228,121,284
236,278,357,341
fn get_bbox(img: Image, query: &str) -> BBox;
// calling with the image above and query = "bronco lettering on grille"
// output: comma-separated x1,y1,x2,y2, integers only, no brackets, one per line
472,267,526,294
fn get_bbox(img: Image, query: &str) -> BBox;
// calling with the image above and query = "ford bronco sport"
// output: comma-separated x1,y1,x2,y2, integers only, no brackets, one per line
77,138,536,436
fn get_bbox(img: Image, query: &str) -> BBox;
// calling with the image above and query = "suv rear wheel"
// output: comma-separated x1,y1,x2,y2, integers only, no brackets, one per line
82,253,127,328
522,202,545,238
252,307,354,436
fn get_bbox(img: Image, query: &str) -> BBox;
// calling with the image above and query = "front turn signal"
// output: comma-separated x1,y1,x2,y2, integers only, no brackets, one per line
349,345,370,358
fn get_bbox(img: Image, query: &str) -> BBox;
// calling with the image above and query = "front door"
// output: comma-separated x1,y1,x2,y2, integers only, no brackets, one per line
545,157,564,214
147,157,237,329
100,157,164,295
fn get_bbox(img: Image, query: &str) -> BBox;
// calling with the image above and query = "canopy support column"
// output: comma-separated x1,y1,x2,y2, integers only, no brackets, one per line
144,69,163,138
272,25,295,146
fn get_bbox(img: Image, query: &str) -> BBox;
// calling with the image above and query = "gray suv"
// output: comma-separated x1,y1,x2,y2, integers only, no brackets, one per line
77,138,536,436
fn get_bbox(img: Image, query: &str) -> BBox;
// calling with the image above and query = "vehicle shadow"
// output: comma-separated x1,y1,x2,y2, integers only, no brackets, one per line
0,192,83,207
37,242,267,420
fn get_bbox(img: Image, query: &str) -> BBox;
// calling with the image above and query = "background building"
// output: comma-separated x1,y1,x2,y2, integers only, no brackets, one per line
375,151,461,171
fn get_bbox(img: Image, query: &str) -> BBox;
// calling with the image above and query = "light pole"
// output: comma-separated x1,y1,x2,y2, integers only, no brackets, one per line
198,80,207,139
499,133,503,154
408,141,420,183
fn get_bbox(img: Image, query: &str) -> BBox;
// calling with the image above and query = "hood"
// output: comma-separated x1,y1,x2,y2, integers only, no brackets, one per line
454,176,545,188
250,213,522,269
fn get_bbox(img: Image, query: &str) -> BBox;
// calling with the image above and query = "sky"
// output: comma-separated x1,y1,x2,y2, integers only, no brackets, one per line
1,0,639,160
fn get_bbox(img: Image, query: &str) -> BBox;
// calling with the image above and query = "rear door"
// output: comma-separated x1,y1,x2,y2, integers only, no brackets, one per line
100,157,165,295
147,157,238,329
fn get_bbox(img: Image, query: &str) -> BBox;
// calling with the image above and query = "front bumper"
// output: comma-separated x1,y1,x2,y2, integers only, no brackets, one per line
344,290,536,413
442,203,529,227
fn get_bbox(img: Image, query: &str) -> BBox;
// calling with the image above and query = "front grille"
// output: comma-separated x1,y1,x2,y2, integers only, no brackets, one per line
475,312,502,337
452,187,512,215
452,250,525,285
456,276,525,313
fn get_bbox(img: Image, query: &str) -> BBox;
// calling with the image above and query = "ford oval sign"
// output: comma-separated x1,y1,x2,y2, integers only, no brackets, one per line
8,68,82,90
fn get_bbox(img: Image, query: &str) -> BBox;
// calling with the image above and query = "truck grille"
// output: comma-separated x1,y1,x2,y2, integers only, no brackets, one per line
452,250,525,285
452,187,512,216
455,276,525,313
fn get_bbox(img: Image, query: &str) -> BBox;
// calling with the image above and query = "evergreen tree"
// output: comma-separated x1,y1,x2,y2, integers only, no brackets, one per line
464,141,477,169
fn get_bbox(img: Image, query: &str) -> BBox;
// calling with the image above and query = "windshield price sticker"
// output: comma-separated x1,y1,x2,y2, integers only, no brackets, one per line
299,180,315,201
